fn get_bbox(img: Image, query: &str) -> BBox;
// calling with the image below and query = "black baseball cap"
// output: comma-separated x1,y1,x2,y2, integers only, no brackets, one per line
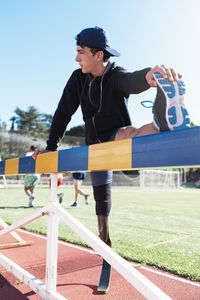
75,26,120,57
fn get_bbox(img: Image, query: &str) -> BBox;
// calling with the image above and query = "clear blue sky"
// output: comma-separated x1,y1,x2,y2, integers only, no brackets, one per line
1,0,199,130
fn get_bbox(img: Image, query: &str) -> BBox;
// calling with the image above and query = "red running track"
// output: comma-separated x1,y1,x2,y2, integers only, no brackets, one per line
0,229,200,300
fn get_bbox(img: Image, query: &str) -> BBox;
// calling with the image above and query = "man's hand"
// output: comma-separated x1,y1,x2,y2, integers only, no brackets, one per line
146,65,182,87
32,149,51,160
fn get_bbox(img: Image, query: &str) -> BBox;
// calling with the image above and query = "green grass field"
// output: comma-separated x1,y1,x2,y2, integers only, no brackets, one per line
0,186,200,281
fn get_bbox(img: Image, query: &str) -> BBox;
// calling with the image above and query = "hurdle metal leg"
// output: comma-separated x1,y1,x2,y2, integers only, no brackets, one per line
45,173,59,295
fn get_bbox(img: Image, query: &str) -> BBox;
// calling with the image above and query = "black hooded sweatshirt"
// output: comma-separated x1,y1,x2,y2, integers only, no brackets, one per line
46,62,151,150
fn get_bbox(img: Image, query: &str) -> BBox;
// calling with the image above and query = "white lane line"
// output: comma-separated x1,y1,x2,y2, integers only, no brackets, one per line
18,229,200,288
145,234,193,249
131,262,200,288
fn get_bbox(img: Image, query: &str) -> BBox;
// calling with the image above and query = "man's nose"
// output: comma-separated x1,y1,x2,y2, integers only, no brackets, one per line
75,54,79,62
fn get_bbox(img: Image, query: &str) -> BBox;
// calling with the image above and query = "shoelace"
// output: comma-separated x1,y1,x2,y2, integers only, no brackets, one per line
140,100,153,108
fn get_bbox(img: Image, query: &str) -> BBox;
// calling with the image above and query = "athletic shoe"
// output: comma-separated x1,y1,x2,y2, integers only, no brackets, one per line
58,193,64,204
71,202,77,207
153,72,190,131
28,195,35,208
85,194,90,205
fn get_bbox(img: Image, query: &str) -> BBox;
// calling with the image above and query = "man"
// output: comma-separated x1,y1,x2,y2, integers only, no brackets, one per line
49,173,64,203
71,172,89,207
24,146,40,207
34,26,190,291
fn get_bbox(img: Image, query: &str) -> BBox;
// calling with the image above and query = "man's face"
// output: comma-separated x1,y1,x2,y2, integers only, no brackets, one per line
75,46,98,74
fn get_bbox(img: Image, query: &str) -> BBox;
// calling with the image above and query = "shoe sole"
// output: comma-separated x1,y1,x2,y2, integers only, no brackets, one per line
153,72,190,130
58,193,64,204
85,195,89,205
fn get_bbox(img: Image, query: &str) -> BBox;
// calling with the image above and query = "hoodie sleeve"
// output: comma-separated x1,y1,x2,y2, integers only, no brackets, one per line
46,71,80,151
114,67,151,96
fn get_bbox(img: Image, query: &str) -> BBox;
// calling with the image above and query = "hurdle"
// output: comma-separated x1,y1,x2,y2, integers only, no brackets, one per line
0,217,33,249
0,127,200,299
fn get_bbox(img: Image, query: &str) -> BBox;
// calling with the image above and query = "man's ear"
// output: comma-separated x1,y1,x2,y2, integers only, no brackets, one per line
96,50,104,61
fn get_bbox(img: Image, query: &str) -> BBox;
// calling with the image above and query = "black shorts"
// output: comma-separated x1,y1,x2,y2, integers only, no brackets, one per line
72,172,86,180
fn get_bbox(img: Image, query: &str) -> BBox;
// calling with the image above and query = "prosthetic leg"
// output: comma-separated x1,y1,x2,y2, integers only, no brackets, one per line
97,215,111,293
97,215,111,247
91,173,112,294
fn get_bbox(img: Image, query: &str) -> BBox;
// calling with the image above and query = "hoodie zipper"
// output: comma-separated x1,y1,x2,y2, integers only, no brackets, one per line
88,79,102,142
89,63,113,143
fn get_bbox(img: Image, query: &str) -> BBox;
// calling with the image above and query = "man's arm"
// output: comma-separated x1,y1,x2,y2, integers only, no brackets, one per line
114,67,151,95
46,72,80,151
115,65,181,96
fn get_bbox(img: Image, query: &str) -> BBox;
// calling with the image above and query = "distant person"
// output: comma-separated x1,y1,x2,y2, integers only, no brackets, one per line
24,146,40,208
49,173,64,203
71,172,89,207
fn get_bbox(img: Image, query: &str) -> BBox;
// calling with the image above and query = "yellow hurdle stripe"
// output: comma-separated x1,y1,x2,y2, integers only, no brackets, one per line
5,158,19,175
88,138,132,171
35,151,58,173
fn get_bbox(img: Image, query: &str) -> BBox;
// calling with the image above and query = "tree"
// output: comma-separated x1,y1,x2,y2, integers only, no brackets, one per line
41,113,53,128
62,124,85,146
9,116,16,132
13,106,51,139
65,125,85,137
0,120,8,160
190,122,196,127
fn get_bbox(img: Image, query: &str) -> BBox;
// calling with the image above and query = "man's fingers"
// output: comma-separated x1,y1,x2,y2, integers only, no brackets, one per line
161,65,180,81
146,65,182,87
177,72,182,79
32,149,51,159
32,150,40,160
148,79,157,87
